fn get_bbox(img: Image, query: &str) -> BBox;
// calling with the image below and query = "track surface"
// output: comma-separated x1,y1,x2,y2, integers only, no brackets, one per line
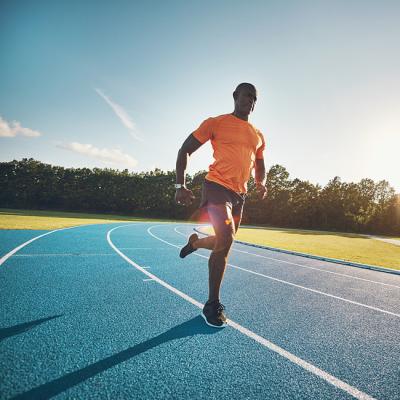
1,223,399,399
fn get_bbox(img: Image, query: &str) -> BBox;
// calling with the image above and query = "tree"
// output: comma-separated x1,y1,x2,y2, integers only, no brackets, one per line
0,159,398,235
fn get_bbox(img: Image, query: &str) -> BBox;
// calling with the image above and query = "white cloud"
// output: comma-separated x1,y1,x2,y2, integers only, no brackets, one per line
58,142,138,168
0,116,42,137
95,88,143,142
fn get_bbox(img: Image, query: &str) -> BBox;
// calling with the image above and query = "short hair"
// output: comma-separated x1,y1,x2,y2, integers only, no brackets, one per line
233,82,257,99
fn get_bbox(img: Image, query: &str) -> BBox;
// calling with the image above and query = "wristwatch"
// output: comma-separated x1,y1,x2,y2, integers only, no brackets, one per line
174,184,185,189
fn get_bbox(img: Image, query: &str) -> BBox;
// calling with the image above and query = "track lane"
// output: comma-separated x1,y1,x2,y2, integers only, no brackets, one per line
174,226,400,289
144,223,400,400
0,223,354,399
1,223,399,399
154,226,400,318
175,224,400,287
173,225,400,314
109,224,375,400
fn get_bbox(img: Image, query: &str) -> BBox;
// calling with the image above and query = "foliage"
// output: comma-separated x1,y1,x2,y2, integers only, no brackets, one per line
0,159,398,234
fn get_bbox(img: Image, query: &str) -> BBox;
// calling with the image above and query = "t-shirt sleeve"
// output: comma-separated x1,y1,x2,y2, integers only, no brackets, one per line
255,130,266,159
192,117,214,144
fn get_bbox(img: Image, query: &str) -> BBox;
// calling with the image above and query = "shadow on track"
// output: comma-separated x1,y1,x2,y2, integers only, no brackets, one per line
11,315,220,400
0,315,63,341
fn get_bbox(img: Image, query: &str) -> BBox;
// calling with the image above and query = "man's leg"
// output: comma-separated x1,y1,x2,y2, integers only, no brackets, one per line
232,199,244,235
192,235,215,250
197,203,235,327
194,195,243,250
206,203,235,302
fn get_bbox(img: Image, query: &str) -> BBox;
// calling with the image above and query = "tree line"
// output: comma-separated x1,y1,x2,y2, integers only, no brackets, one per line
1,158,399,234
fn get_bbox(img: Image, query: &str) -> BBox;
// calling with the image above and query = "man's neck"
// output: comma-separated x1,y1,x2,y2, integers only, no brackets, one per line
231,111,249,121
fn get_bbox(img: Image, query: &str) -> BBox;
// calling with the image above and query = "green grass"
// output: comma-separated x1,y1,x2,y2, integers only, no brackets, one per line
0,208,180,230
200,226,400,271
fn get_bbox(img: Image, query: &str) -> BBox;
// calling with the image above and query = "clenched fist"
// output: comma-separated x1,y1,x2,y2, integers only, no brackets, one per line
175,187,195,206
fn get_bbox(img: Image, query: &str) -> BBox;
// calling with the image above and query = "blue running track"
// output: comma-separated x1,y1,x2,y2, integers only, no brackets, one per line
1,223,399,399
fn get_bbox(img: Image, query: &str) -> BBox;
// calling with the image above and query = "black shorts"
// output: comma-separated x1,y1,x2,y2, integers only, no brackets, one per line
200,179,246,229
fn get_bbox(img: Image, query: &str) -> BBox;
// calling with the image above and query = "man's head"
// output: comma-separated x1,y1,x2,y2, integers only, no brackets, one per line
233,83,258,116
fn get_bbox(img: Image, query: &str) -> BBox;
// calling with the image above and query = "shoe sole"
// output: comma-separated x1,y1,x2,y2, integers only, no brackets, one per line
179,245,196,258
201,311,227,328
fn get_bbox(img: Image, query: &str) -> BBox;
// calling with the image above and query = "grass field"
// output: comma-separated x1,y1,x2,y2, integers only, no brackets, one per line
1,208,399,271
200,226,400,271
0,208,178,230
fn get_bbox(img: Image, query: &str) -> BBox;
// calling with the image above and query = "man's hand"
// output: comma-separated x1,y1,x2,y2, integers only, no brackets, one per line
256,182,267,200
175,187,195,206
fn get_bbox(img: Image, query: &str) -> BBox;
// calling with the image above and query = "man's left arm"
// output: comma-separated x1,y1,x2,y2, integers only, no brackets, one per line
255,159,267,199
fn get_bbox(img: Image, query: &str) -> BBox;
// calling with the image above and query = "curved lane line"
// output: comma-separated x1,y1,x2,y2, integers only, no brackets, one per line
150,225,400,319
174,226,400,290
109,224,376,400
107,225,203,308
0,222,145,267
0,224,91,267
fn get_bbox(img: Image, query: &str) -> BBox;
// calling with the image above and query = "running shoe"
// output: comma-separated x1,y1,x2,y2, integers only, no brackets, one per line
179,233,198,258
201,300,227,328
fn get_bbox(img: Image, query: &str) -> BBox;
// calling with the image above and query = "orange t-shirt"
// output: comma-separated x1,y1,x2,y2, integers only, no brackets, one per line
192,113,266,194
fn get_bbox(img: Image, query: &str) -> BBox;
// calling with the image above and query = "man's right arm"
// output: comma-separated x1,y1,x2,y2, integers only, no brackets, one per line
175,134,203,205
176,134,203,185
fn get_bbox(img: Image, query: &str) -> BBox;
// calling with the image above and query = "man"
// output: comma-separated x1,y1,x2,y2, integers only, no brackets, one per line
175,83,267,328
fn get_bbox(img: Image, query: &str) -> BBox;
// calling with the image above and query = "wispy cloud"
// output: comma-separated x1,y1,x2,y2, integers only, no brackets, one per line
0,116,42,137
95,88,143,141
57,142,138,168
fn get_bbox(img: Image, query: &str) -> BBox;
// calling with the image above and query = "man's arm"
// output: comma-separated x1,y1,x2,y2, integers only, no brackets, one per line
254,158,267,199
176,134,203,185
175,134,203,205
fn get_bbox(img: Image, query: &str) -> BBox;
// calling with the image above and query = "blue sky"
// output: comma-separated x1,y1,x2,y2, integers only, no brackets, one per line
1,0,399,192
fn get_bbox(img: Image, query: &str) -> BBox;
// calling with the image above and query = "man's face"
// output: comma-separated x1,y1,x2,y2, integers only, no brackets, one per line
234,86,257,115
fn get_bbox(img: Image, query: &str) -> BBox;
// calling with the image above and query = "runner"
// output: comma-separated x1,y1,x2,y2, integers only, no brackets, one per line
175,82,267,328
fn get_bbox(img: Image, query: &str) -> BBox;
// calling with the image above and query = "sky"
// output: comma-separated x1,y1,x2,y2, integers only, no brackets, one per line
1,0,399,192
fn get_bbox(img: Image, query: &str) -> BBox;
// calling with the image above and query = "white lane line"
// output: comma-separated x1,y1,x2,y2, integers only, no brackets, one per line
143,278,155,282
174,226,400,290
107,225,204,307
0,222,143,267
149,226,400,319
0,225,87,266
108,224,376,400
232,247,400,289
174,226,189,237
